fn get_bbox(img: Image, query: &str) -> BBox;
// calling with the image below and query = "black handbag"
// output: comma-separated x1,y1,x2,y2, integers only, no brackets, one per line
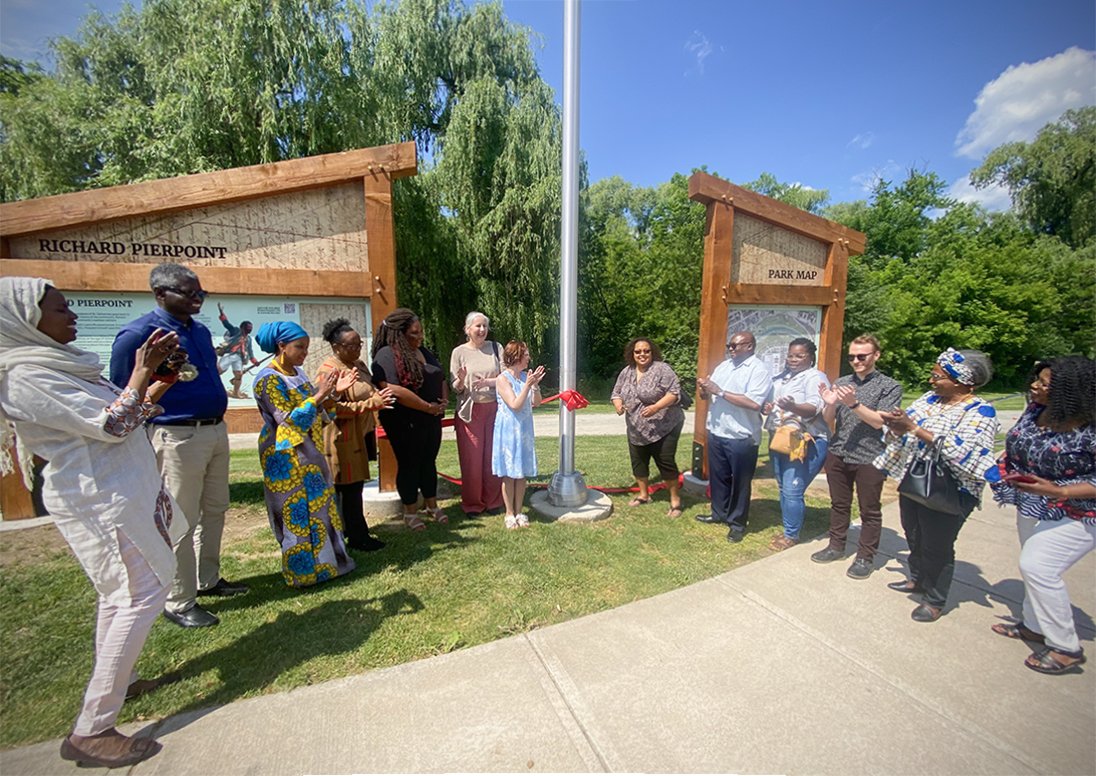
898,443,977,516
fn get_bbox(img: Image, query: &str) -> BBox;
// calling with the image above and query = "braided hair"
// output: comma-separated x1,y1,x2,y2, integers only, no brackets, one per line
1044,356,1096,427
372,308,422,389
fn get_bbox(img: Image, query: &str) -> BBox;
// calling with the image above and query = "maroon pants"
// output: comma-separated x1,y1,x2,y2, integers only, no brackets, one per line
825,451,886,561
455,401,504,514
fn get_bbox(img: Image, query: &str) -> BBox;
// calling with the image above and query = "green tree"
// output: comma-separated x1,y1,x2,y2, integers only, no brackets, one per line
0,0,562,358
972,107,1096,248
742,171,829,214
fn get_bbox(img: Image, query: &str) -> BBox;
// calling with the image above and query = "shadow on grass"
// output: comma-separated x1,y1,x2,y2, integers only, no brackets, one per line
159,591,423,731
228,479,266,507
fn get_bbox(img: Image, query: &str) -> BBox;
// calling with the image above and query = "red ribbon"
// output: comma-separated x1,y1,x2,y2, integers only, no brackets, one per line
539,389,590,411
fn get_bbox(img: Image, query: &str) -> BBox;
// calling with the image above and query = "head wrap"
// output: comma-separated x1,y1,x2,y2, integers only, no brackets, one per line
255,321,309,354
0,277,105,488
936,348,975,385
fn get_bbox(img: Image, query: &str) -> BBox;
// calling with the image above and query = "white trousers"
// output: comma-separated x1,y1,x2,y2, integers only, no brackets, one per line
74,531,170,735
152,424,230,613
1017,513,1096,654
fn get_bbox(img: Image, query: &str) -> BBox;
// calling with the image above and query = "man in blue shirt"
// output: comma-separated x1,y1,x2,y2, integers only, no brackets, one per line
111,264,248,628
695,330,773,542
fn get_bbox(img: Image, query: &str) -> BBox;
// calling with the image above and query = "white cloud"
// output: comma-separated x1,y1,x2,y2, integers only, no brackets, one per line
846,132,875,150
947,175,1013,212
683,31,713,75
955,47,1096,159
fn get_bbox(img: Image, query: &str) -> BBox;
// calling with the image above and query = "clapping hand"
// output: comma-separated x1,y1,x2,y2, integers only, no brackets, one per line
377,386,397,407
527,365,547,386
314,368,341,403
880,408,914,433
775,395,798,411
335,369,357,394
456,364,468,389
137,328,180,372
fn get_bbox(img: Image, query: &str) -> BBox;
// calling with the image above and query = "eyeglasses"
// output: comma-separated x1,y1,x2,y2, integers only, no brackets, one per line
846,353,874,362
928,373,954,383
161,286,208,301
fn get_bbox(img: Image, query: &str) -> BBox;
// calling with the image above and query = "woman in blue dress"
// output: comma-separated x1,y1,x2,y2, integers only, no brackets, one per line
492,340,545,529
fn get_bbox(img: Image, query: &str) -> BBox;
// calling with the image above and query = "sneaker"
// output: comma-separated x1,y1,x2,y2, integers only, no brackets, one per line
810,546,844,564
846,558,875,579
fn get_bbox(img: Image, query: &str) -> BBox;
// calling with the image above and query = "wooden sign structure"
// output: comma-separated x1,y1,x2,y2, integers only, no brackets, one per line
687,171,866,478
0,143,417,518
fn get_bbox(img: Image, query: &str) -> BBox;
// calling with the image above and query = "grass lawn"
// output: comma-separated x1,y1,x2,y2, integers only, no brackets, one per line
0,433,870,749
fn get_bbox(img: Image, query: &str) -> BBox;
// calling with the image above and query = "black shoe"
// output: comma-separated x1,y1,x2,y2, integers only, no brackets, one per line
163,606,219,628
197,578,249,597
911,603,942,623
846,558,874,579
810,546,844,564
887,580,922,593
349,536,386,552
726,528,744,543
695,513,725,524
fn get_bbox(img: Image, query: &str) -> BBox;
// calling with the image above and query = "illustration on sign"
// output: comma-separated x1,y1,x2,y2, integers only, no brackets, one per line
727,305,822,377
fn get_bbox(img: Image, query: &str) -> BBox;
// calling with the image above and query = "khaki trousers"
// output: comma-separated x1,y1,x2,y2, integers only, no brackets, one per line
152,424,230,613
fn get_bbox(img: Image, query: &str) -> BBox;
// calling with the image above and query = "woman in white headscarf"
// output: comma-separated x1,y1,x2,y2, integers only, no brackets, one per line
0,277,182,769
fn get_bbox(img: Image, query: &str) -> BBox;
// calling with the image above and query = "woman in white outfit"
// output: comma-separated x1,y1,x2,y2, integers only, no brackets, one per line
0,277,182,768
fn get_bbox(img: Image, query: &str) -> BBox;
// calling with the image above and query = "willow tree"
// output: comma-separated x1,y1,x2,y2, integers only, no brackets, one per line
0,0,563,356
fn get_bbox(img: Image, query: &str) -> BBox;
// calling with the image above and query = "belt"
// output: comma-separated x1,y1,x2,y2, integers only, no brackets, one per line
159,418,224,427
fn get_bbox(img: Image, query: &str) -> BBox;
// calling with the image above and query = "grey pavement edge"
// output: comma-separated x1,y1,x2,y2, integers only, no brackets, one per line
3,495,1092,775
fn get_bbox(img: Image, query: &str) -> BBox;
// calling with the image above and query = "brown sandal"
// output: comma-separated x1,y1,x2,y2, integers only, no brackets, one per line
666,505,684,517
769,535,797,551
991,622,1045,644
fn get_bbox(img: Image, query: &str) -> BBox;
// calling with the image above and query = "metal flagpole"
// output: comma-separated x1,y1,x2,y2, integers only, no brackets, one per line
548,0,588,507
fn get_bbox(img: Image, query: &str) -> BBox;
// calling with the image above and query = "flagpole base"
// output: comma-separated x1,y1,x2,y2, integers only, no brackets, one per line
547,470,588,508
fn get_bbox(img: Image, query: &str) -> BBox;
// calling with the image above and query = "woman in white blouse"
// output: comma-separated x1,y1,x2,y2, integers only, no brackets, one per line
0,277,182,769
763,338,831,550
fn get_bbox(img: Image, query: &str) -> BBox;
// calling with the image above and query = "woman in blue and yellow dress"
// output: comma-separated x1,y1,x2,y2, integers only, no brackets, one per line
253,322,357,587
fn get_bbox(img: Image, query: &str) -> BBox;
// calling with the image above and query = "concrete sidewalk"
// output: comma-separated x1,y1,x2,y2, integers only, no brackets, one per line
4,497,1092,775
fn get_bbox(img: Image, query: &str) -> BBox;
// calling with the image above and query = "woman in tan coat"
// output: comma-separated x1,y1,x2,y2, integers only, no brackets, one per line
318,318,394,551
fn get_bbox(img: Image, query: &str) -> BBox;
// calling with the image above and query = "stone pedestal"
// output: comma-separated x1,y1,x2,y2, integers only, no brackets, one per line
682,470,709,499
530,488,613,523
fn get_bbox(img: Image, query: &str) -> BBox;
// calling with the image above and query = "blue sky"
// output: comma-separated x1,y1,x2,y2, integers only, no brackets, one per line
3,0,1094,208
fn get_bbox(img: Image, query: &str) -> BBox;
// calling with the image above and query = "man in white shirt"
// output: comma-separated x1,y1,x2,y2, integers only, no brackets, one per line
695,331,773,542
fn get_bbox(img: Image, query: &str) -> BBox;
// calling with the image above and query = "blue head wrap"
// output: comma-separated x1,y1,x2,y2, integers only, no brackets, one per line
936,347,975,385
255,321,308,354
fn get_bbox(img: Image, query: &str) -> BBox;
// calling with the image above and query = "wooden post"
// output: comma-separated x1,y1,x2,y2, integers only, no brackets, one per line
693,200,735,479
363,171,400,493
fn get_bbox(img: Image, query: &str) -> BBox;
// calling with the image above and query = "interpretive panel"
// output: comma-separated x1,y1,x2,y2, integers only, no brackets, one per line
727,304,822,377
65,292,370,408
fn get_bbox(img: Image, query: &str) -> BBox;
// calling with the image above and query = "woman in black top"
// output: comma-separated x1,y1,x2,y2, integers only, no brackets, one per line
371,308,448,531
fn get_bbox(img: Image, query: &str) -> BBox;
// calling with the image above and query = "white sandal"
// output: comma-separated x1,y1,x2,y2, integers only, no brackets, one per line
504,515,519,530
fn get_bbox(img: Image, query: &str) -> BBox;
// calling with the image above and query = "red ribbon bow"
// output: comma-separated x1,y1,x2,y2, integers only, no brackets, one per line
540,389,589,411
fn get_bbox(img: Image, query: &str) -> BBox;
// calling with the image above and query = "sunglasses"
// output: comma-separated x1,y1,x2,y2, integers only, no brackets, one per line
726,342,751,351
633,348,652,354
846,353,874,362
162,286,208,301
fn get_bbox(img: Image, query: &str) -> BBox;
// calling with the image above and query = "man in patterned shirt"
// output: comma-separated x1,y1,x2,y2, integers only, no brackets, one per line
810,334,903,578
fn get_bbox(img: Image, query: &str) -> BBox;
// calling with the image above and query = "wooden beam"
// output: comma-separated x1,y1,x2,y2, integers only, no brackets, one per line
362,173,400,493
726,284,834,306
0,259,372,298
688,171,866,255
0,142,418,237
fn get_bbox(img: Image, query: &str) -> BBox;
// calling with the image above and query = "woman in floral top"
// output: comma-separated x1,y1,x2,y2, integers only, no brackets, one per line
611,338,686,516
253,321,357,588
875,348,999,623
990,356,1096,674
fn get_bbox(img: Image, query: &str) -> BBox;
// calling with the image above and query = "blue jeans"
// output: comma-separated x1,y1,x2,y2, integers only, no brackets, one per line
771,437,829,540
